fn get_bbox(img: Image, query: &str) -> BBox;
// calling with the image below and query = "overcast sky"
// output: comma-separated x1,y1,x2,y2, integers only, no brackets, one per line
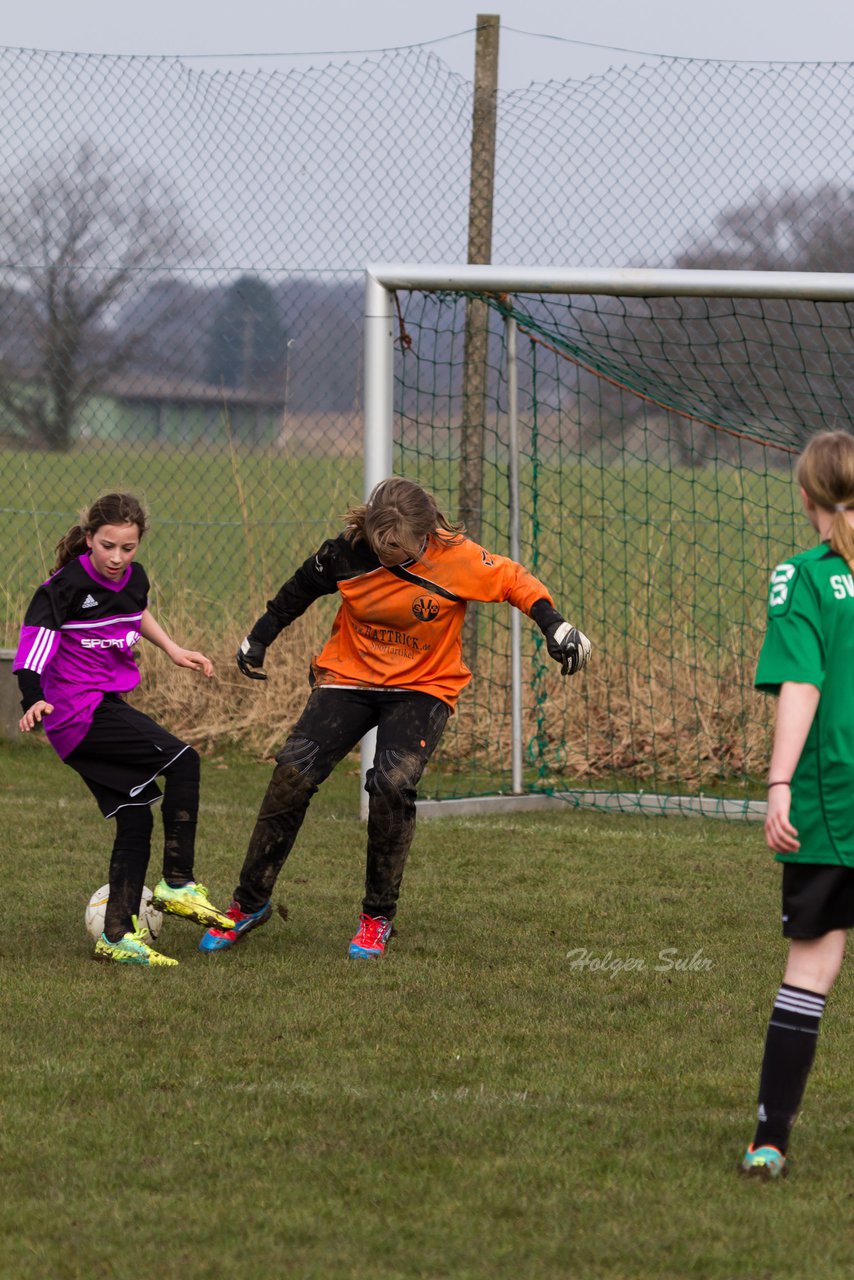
5,1,854,88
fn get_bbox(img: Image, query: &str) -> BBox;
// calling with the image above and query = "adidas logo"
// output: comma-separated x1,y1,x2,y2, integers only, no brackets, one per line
82,594,99,609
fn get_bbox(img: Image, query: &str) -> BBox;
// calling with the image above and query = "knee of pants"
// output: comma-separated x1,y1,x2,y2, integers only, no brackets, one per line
269,735,325,801
114,802,154,847
365,749,423,804
169,745,200,782
263,758,319,813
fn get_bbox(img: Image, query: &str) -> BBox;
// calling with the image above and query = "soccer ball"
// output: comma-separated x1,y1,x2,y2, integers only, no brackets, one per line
84,884,163,942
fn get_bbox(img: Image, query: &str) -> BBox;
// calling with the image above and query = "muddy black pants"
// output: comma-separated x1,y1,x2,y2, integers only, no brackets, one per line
234,687,450,919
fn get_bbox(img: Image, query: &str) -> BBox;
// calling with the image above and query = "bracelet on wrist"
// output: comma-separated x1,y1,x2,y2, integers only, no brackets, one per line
767,780,791,788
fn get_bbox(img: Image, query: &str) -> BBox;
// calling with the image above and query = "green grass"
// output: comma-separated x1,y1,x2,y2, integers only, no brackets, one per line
2,739,853,1279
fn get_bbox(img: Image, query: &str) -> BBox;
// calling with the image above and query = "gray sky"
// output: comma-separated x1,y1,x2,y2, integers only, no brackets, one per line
5,1,854,88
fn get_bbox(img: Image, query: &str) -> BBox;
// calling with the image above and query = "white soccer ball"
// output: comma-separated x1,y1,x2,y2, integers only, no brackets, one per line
84,884,163,942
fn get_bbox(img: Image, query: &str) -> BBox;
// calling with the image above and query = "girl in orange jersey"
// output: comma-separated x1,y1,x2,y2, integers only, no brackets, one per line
200,477,591,958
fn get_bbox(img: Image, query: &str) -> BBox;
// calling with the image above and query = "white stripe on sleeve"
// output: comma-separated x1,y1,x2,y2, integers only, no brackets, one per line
24,627,58,673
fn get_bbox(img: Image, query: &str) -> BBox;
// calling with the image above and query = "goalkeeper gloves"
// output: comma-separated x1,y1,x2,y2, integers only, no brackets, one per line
546,621,592,676
236,636,268,680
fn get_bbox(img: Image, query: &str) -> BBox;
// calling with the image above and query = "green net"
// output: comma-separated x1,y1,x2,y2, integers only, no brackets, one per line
391,287,854,813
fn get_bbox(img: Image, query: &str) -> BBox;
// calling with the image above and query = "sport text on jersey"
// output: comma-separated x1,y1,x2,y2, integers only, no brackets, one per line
80,630,141,650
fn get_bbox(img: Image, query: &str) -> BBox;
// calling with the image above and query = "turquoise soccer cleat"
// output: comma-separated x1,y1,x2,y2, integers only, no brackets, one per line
740,1144,788,1180
198,900,273,952
93,916,178,967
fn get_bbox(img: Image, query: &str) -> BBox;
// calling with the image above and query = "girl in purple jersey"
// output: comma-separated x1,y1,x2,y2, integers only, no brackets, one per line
14,492,233,966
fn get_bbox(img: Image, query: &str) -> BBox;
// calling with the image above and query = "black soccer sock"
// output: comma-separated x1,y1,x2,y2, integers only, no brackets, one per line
752,983,825,1154
161,747,200,886
104,806,154,941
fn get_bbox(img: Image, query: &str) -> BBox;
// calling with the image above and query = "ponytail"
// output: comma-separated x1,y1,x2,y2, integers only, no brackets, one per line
830,511,854,575
52,525,90,574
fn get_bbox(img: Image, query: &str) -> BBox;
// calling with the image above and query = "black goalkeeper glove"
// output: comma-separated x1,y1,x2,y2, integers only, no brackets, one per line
545,621,592,676
236,636,268,680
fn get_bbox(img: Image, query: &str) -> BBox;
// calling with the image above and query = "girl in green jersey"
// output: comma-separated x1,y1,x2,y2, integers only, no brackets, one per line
742,430,854,1179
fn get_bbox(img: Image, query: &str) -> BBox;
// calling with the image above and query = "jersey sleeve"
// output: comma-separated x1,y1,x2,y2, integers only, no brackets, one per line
12,576,70,677
454,538,554,615
249,539,341,646
12,573,73,707
755,560,824,693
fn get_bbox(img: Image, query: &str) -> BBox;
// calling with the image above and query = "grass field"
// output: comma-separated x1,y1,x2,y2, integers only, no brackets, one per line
0,441,813,795
2,738,853,1279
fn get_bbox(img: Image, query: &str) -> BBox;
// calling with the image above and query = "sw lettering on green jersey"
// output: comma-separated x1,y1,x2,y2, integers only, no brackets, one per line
829,572,854,599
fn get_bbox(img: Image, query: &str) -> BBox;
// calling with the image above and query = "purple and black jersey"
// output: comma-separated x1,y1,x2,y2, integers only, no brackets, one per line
13,554,148,759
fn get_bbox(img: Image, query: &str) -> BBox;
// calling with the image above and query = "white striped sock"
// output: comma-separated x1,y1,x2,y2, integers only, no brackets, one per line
774,984,825,1020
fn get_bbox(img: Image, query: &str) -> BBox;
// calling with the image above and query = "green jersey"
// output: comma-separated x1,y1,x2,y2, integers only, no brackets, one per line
756,542,854,866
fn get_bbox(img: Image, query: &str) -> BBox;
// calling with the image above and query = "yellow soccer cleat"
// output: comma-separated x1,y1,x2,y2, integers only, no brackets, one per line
151,879,234,930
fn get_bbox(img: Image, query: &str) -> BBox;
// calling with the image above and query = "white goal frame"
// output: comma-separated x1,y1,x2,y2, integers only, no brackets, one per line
361,264,854,820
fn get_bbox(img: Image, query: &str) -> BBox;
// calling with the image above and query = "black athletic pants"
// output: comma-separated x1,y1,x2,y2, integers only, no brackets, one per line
103,747,201,941
235,686,450,919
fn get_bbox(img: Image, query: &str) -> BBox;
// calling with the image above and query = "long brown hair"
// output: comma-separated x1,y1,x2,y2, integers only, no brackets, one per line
797,432,854,573
344,477,464,562
52,493,149,574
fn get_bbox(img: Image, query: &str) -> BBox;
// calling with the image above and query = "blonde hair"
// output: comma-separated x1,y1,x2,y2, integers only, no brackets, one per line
344,477,464,562
797,431,854,572
52,493,149,574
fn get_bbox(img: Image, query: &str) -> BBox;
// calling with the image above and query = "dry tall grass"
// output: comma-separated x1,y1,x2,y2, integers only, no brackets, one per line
547,627,772,786
133,593,337,759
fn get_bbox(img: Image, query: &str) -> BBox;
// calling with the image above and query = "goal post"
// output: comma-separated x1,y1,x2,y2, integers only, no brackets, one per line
361,264,854,820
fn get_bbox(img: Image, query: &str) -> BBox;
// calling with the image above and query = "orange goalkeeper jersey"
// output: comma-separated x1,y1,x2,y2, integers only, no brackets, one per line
249,532,555,708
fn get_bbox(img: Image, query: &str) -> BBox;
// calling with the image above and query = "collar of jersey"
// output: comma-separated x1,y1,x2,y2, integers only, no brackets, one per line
79,552,133,592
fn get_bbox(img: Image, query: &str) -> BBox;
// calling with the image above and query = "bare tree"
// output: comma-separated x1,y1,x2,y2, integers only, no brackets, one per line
675,184,854,273
672,185,854,447
0,140,199,450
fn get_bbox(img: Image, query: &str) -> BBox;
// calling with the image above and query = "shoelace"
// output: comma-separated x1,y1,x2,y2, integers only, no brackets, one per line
125,914,152,947
358,917,385,945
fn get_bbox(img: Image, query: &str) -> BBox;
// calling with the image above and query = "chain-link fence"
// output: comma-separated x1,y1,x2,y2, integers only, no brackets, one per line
2,43,854,750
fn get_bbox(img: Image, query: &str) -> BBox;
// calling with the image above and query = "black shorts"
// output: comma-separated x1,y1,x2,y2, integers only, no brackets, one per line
63,694,190,820
781,862,854,939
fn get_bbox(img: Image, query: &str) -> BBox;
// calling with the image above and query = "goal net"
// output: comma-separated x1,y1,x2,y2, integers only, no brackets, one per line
363,266,854,818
